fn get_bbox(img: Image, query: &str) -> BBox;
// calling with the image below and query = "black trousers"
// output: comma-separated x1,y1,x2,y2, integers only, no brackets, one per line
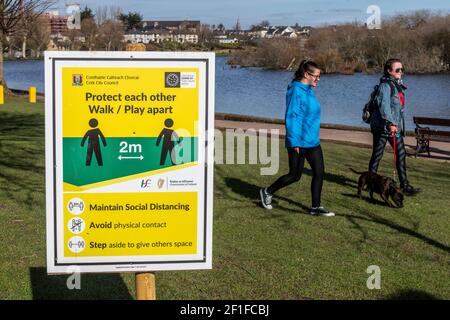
368,131,407,187
267,145,324,207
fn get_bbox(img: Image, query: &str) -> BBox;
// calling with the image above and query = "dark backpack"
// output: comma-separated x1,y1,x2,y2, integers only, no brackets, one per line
362,80,395,124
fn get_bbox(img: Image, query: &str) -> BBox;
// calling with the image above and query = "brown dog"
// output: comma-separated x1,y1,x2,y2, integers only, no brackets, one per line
350,168,404,208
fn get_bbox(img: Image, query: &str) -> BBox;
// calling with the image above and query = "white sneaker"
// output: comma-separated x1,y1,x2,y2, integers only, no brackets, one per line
310,206,335,217
260,188,273,210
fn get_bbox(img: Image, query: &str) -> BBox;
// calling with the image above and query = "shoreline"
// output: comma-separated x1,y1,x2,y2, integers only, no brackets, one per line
4,88,437,136
5,56,449,75
224,63,450,76
2,92,449,160
215,112,418,136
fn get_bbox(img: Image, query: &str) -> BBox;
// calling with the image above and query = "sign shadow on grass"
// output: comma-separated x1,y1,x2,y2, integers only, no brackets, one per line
338,206,450,254
29,267,133,300
341,192,391,207
0,112,45,210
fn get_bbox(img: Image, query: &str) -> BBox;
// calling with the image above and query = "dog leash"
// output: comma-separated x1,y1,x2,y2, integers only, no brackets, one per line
392,132,397,182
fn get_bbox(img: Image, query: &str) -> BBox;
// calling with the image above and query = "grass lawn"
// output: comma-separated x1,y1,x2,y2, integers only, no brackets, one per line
0,97,449,300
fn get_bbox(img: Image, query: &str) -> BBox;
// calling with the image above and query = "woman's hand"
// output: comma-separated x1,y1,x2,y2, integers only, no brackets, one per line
294,147,300,154
390,125,398,134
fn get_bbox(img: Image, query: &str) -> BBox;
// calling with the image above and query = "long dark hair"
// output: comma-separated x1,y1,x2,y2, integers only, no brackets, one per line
383,58,402,76
293,59,320,81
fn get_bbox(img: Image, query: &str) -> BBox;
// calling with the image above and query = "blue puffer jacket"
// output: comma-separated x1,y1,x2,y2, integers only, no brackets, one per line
370,76,406,135
285,81,321,148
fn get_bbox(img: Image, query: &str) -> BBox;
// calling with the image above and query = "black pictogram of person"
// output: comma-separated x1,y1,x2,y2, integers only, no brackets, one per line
156,118,181,165
81,118,107,166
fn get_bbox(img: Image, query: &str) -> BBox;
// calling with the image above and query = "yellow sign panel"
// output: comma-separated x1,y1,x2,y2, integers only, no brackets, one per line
64,192,197,256
62,68,199,137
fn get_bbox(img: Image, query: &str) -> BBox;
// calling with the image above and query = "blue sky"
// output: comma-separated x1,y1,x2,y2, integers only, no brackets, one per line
55,0,450,28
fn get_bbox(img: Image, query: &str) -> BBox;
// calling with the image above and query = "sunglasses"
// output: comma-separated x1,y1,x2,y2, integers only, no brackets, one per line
307,71,321,80
394,68,404,73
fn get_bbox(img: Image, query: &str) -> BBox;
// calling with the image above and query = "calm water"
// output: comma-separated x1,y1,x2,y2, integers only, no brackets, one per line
4,57,450,130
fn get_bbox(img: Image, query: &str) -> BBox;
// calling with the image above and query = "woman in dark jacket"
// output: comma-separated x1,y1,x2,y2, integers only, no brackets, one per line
260,60,335,216
369,58,420,195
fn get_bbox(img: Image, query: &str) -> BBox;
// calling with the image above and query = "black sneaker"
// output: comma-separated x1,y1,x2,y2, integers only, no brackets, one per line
260,188,273,210
310,206,335,217
402,184,421,196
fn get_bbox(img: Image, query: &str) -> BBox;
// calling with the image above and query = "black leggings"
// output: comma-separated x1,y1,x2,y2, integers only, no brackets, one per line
368,131,407,187
267,145,324,207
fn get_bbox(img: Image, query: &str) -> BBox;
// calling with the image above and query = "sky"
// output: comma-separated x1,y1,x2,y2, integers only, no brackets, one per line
54,0,450,28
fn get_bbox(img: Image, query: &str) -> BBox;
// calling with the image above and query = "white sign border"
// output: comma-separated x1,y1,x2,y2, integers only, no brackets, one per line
45,51,215,274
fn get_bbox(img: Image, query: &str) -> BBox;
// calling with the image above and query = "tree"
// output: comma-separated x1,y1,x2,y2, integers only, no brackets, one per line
260,20,270,27
97,20,124,51
28,15,51,58
118,11,143,31
80,18,97,51
0,0,55,87
64,28,83,50
80,6,94,21
198,24,213,44
96,5,121,25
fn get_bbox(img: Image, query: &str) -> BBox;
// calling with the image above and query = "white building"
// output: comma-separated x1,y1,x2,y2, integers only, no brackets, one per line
124,31,198,44
247,27,268,38
253,25,309,38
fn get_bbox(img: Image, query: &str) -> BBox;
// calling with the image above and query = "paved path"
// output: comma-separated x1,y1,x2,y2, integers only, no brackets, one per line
215,119,450,161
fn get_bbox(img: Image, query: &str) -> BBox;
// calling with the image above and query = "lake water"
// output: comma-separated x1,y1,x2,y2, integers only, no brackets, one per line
4,57,450,130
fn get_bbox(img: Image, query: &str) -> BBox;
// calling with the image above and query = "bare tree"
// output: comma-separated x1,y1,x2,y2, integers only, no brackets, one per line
96,20,124,51
199,24,213,44
28,15,51,58
96,5,121,25
80,17,97,51
259,20,270,27
0,0,55,87
64,28,82,50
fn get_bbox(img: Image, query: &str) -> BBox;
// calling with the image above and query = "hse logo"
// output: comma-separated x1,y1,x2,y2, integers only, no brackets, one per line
165,72,180,88
141,179,151,188
72,74,83,86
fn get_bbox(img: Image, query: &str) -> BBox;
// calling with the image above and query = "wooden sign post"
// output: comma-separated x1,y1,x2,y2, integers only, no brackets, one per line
135,272,156,300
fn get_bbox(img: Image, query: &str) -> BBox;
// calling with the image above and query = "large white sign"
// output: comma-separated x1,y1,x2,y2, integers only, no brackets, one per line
45,51,215,273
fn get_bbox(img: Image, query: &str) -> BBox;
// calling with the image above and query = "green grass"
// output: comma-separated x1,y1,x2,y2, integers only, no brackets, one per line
0,97,449,300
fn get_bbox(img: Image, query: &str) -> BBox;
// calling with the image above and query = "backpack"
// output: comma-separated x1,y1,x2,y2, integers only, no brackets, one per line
362,80,395,124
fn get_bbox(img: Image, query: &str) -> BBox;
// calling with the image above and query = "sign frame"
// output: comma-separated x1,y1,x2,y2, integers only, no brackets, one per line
45,51,215,274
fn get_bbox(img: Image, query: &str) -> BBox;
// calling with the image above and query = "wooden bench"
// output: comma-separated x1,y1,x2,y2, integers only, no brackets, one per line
413,117,450,157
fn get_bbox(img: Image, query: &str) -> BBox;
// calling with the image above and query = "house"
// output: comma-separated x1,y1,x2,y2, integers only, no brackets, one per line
141,20,201,33
278,26,297,38
294,26,312,36
247,26,268,38
124,30,155,44
124,29,198,44
265,26,279,38
212,35,239,44
44,11,68,36
255,25,310,39
124,20,200,44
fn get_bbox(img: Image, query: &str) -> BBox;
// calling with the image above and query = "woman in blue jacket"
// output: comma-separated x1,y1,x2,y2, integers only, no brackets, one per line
260,60,335,216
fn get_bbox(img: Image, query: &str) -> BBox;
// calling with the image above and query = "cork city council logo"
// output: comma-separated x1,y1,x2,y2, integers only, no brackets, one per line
72,74,83,86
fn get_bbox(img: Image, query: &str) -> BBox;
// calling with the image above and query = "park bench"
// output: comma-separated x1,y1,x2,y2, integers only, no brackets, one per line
413,116,450,157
